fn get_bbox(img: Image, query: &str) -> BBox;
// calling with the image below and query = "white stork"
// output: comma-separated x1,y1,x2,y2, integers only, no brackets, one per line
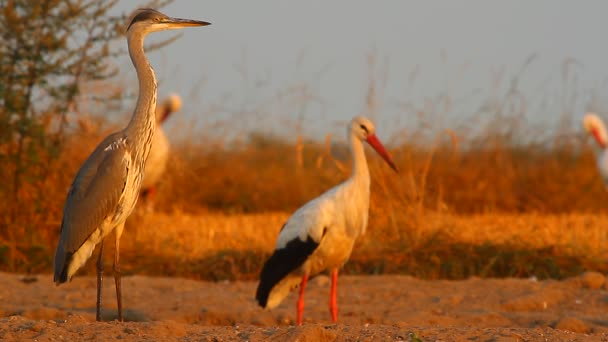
140,94,182,209
255,116,398,325
583,113,608,184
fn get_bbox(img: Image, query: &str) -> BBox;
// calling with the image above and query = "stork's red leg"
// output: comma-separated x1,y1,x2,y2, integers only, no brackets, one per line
329,269,338,322
147,186,156,202
143,186,156,211
141,186,155,202
297,274,309,325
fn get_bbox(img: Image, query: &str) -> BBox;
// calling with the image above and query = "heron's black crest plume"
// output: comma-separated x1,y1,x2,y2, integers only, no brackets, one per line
127,8,165,31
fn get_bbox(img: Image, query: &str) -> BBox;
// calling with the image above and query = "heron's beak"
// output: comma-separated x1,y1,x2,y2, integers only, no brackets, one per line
366,134,398,172
165,17,211,28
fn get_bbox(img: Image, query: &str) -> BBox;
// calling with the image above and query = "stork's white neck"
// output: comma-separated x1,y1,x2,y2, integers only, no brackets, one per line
349,133,370,184
345,131,371,238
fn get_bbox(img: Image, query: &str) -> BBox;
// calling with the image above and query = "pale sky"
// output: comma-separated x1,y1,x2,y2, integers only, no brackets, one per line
110,1,608,141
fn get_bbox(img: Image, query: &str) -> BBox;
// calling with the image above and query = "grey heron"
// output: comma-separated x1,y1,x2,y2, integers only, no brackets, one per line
256,116,397,325
53,9,210,322
140,94,182,211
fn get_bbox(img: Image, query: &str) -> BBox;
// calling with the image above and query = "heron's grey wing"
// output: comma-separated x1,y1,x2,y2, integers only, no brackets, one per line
58,136,129,255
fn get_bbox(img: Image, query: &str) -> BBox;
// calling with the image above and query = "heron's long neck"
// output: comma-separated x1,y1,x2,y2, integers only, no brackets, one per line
349,134,370,186
125,30,157,162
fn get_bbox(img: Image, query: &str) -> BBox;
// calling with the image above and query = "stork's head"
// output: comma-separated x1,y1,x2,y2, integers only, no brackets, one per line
583,113,607,148
127,8,210,34
350,116,398,172
156,93,182,123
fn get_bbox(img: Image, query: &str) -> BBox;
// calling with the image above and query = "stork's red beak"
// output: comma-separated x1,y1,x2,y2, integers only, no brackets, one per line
366,134,398,172
161,108,171,123
592,128,607,148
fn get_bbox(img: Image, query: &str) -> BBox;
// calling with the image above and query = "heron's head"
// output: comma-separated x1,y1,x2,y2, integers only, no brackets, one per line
349,116,398,172
127,8,210,34
156,93,182,123
583,113,607,148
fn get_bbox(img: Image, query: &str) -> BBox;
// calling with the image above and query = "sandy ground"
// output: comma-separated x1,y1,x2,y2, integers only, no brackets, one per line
2,272,608,341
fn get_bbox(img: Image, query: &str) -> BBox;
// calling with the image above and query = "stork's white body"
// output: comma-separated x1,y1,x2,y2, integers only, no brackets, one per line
256,116,397,324
596,149,608,184
142,126,169,189
266,170,370,309
584,113,608,184
141,95,181,191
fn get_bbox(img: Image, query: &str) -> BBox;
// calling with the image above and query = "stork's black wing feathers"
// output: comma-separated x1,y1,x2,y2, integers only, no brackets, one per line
255,234,319,308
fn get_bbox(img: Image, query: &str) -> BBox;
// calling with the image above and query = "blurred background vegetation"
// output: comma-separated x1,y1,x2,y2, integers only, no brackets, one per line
1,0,607,281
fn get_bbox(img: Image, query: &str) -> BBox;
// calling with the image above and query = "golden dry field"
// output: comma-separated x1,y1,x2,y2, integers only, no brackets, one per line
63,211,608,282
3,119,608,281
5,107,608,339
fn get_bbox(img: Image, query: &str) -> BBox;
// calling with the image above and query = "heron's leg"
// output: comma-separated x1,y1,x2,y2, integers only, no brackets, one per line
114,223,125,321
96,240,104,322
329,269,338,323
296,274,309,326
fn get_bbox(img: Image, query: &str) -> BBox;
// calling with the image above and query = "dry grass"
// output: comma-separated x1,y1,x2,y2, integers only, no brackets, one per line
125,211,289,259
98,211,608,281
122,211,608,262
425,213,608,254
2,116,608,280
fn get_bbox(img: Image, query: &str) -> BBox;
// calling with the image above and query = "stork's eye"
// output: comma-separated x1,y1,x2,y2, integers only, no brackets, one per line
359,124,369,133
